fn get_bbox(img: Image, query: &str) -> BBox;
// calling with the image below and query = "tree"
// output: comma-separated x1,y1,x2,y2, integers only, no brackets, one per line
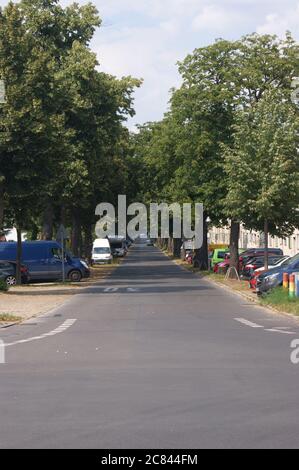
224,88,299,269
0,0,141,279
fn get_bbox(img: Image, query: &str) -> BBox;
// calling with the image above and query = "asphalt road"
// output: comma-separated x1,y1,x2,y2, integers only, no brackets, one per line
1,242,299,449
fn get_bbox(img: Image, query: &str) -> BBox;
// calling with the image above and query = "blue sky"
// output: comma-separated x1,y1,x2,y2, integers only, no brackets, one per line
1,0,299,128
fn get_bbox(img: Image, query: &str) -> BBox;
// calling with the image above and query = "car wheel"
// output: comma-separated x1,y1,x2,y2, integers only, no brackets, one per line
6,275,17,286
68,270,82,282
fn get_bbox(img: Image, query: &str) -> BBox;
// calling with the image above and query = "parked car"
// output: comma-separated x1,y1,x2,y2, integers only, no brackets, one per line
109,238,127,257
239,248,283,269
252,256,290,275
0,241,90,282
249,256,290,290
91,239,112,265
256,253,299,294
241,255,287,280
210,248,230,268
0,260,29,286
213,249,245,273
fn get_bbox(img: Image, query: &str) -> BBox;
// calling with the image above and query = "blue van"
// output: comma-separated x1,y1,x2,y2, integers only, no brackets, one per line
0,241,90,282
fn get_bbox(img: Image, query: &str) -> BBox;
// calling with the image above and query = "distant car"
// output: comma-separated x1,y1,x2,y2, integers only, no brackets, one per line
125,239,132,248
109,238,127,257
241,255,287,280
256,253,299,294
213,250,245,273
210,249,230,268
239,248,283,270
91,239,112,265
146,239,154,246
0,261,29,286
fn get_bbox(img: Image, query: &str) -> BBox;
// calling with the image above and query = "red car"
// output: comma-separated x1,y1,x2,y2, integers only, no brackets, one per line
214,255,230,273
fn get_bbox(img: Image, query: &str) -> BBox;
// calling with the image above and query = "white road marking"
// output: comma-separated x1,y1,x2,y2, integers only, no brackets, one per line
235,318,297,335
104,287,118,293
127,288,139,292
265,328,296,335
4,319,77,347
235,318,264,328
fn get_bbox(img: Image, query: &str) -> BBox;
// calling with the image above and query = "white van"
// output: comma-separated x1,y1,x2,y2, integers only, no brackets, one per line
92,239,112,265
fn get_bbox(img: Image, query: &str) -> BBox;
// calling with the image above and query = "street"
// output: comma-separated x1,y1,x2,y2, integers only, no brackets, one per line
1,242,299,449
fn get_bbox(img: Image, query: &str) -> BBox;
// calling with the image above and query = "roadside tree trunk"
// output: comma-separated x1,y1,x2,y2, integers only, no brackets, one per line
41,203,54,240
71,210,81,257
16,227,22,285
173,238,181,258
193,216,209,270
83,224,93,263
0,180,4,231
264,219,269,271
168,237,173,254
229,220,240,273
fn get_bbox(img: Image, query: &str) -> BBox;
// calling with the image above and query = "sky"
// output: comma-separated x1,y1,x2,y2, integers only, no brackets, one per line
1,0,299,129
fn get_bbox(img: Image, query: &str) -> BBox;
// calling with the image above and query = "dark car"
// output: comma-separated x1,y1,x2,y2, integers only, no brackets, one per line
256,253,299,295
239,249,284,270
240,255,285,280
109,238,127,257
0,260,29,286
0,242,90,282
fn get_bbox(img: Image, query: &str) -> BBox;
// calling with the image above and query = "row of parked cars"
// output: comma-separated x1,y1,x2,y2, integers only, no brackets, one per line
0,236,136,286
212,247,299,294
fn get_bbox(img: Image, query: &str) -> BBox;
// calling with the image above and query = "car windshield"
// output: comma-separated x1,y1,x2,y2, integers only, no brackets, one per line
111,242,123,249
93,247,110,254
280,253,299,267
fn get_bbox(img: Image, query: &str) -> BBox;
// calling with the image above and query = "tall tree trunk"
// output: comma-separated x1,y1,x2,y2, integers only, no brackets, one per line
229,220,240,272
193,216,209,270
168,237,173,254
41,203,54,240
264,219,269,271
60,205,67,226
0,180,4,231
16,227,22,285
173,238,181,258
71,210,81,257
83,224,93,263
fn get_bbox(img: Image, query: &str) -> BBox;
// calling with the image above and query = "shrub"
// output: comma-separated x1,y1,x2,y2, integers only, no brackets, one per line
0,279,8,292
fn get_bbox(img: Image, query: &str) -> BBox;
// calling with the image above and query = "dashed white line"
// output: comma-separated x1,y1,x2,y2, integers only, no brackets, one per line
104,287,118,293
235,318,264,328
235,318,297,335
4,319,77,347
265,328,296,335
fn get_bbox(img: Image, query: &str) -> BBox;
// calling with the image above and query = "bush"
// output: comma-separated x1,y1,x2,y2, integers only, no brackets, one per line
0,279,9,292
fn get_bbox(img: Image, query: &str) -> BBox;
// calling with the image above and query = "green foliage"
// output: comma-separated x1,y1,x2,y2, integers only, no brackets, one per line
224,88,299,236
0,279,8,292
0,0,141,246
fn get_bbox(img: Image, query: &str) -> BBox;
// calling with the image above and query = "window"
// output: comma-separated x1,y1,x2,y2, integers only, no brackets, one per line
93,247,110,254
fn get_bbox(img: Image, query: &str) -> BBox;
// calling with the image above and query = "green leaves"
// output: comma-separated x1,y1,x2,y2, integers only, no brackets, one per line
0,0,141,234
224,88,299,236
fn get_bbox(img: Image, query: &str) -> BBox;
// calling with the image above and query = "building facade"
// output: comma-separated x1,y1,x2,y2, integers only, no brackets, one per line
209,225,299,257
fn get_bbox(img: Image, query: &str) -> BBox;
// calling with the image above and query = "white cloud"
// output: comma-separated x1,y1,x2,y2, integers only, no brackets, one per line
0,0,299,126
257,3,299,36
192,5,245,33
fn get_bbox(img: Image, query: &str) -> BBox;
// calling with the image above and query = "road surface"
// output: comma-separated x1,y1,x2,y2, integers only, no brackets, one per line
1,242,299,449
